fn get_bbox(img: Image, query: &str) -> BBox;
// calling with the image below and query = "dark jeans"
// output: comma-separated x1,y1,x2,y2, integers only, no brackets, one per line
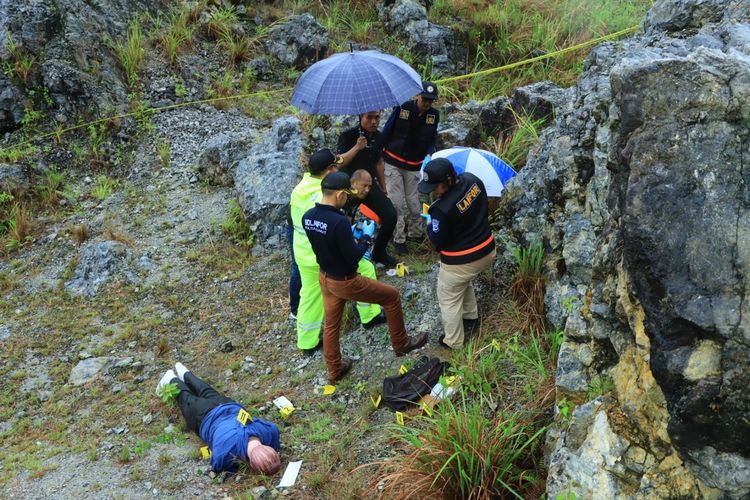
363,182,397,257
285,223,301,316
175,372,233,435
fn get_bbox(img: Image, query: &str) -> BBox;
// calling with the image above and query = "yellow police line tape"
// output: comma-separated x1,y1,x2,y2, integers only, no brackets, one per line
7,25,639,150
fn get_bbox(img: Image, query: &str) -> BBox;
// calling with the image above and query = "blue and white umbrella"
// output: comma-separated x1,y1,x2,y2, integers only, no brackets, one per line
291,50,423,115
430,147,517,197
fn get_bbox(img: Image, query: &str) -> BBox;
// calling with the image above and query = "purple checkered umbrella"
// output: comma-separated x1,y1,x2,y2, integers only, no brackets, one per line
291,50,423,115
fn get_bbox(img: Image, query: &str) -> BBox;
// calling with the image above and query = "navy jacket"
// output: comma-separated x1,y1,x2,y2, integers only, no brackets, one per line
303,203,371,277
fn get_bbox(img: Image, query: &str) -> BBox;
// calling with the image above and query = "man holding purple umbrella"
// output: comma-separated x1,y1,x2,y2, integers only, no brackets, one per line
418,158,496,350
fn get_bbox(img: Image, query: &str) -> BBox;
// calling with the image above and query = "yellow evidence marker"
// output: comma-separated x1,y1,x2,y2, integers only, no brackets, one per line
280,406,295,419
322,385,336,395
237,408,252,425
395,411,405,425
399,364,408,375
422,203,430,215
200,446,212,459
396,262,409,277
370,394,382,409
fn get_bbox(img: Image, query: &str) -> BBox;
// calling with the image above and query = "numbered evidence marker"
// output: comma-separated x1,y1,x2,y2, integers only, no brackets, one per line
237,408,252,425
398,364,408,375
395,411,405,426
420,401,433,417
422,203,430,215
322,385,336,395
200,446,212,460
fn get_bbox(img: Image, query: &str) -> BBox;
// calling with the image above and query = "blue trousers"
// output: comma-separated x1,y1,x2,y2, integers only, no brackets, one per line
286,223,301,316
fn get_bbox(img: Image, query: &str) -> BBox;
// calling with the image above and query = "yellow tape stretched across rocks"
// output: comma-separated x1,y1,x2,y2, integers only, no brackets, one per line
5,25,638,150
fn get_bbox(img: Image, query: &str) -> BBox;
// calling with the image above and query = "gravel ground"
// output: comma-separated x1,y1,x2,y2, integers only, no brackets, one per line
0,105,450,499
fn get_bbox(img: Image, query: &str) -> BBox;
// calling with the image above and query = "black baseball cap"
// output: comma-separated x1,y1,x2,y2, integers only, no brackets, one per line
418,158,454,193
309,148,344,174
321,171,352,192
420,81,438,100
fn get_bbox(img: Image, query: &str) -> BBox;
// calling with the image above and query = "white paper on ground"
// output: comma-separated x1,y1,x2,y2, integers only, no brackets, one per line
278,460,303,488
273,395,293,409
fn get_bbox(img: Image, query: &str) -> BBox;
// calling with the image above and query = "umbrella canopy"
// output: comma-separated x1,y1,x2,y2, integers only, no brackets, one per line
291,50,423,115
430,147,517,197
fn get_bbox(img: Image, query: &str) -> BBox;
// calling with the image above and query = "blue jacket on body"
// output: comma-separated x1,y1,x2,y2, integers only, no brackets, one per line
198,402,281,473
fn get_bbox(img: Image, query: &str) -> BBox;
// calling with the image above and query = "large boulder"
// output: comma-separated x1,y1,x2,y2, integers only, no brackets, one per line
0,74,25,132
196,131,257,187
234,116,306,241
265,13,329,68
495,0,750,497
0,163,31,192
378,0,462,77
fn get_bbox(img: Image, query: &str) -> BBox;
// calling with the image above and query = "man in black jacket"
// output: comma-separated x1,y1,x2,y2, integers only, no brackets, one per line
418,158,496,349
303,171,428,382
381,82,440,255
337,111,398,267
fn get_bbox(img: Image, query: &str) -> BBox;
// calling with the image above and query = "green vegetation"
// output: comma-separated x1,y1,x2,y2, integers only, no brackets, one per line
2,32,36,85
91,175,119,200
159,382,181,404
113,21,146,88
221,198,255,248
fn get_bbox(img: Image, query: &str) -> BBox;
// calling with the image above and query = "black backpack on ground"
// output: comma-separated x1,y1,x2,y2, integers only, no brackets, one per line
382,356,449,412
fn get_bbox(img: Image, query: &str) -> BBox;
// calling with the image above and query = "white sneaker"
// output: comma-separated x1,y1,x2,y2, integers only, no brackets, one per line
288,312,297,321
174,362,189,382
156,369,177,396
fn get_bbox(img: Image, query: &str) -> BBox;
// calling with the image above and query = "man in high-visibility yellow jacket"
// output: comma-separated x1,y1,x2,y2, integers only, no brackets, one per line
290,149,385,354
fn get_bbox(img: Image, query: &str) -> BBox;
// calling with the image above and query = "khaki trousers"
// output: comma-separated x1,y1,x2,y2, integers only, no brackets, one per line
319,272,409,380
437,250,496,349
384,162,423,244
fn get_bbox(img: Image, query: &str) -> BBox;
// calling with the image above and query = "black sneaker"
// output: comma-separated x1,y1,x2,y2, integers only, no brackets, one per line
373,250,397,267
363,311,387,329
393,242,408,255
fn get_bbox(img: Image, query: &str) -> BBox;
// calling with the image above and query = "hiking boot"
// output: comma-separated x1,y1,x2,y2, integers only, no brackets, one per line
393,242,408,255
362,311,387,329
395,332,429,356
372,250,397,267
328,357,353,383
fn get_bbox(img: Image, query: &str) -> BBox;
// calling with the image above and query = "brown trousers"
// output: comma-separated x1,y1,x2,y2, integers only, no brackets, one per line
319,272,409,379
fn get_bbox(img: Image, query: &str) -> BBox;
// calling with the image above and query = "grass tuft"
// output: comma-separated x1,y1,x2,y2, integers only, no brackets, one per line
113,21,146,88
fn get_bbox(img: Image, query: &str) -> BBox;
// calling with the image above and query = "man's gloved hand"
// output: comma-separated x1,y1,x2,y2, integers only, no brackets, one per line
361,219,376,238
351,223,363,240
420,213,432,225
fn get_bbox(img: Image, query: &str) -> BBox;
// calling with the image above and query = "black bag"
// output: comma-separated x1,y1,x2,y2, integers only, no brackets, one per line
382,356,449,412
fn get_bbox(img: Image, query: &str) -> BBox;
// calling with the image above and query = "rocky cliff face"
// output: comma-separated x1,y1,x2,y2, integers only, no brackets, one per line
497,0,750,497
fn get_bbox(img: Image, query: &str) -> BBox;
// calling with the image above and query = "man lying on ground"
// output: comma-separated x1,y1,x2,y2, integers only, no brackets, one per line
156,363,281,474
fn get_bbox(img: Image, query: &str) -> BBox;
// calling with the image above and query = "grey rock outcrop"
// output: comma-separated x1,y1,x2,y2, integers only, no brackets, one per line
0,163,30,192
64,241,149,296
196,131,257,186
0,0,152,124
495,0,750,497
0,73,25,132
265,13,329,67
378,0,462,77
234,116,306,240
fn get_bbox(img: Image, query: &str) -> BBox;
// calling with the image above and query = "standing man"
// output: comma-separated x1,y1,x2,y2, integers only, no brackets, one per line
303,171,428,382
337,111,398,267
381,82,440,256
290,149,384,356
418,158,496,350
